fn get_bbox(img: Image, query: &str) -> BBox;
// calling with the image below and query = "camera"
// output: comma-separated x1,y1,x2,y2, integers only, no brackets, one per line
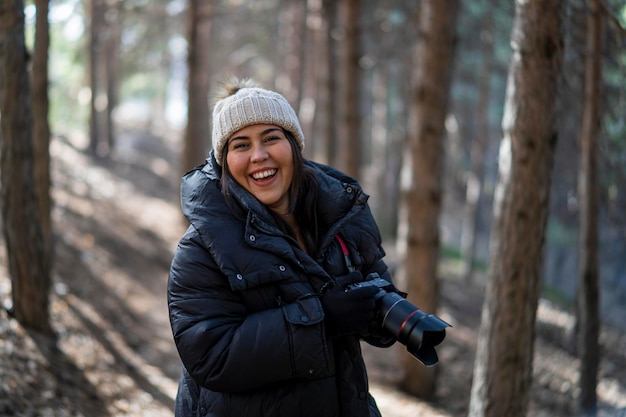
347,273,450,366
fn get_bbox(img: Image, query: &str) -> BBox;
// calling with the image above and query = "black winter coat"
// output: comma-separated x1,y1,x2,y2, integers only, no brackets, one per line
168,152,395,417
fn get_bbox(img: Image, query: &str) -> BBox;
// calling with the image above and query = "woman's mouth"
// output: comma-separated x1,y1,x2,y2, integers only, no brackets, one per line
251,169,277,180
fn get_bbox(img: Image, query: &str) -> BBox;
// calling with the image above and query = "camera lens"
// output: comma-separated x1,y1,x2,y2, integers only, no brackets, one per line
378,292,449,366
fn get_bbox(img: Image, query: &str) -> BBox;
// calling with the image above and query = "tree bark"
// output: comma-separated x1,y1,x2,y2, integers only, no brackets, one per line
183,0,212,172
104,0,123,154
0,0,52,334
576,0,602,413
88,0,104,156
337,0,361,179
276,0,307,115
322,0,338,167
397,0,459,400
31,0,53,269
468,1,564,416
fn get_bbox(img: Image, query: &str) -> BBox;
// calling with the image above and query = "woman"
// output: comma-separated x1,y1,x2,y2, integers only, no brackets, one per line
168,78,398,417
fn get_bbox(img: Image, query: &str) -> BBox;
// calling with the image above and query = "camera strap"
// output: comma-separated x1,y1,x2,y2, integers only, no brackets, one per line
335,234,355,273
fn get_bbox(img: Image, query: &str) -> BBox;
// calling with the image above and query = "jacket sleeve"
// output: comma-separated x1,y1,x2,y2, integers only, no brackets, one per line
168,228,334,393
347,205,397,348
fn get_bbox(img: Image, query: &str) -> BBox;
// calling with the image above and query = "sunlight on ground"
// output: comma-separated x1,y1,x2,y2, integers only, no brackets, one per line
536,299,626,411
57,294,179,402
370,382,452,417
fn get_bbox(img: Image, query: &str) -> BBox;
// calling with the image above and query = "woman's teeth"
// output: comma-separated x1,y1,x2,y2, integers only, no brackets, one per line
252,169,277,180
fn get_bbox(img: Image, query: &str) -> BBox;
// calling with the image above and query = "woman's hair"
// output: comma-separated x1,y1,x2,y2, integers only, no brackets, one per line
220,130,320,254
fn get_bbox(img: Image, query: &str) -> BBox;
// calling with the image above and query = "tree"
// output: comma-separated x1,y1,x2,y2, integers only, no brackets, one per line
0,0,52,334
468,1,564,416
31,0,53,268
88,0,105,156
322,0,339,166
460,12,493,283
397,0,459,399
183,0,212,173
86,0,122,157
576,0,603,413
337,0,362,179
103,0,123,153
275,0,308,116
300,0,328,161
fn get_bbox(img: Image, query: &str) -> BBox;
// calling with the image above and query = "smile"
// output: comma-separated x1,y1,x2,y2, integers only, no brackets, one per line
251,169,277,180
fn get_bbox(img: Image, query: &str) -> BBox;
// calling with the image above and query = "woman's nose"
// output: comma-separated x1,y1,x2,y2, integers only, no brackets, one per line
250,143,269,161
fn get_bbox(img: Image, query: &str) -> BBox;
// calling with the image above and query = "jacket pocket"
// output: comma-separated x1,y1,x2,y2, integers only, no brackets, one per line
282,297,334,379
282,296,324,325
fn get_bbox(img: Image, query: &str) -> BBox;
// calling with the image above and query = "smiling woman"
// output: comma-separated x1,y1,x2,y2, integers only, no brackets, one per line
225,124,294,218
167,77,402,417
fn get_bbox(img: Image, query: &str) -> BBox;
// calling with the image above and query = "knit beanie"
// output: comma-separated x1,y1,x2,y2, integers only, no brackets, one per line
211,80,305,165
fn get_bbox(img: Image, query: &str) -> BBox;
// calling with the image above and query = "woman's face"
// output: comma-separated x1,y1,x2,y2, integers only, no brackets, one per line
225,124,295,215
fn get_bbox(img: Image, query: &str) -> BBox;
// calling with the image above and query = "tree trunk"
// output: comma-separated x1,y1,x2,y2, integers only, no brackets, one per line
468,1,564,416
183,0,212,172
369,67,388,230
461,13,493,283
0,0,52,334
104,0,123,154
303,0,325,161
31,0,53,269
322,0,338,167
576,0,602,413
397,0,459,400
337,0,361,179
88,0,104,156
275,0,307,115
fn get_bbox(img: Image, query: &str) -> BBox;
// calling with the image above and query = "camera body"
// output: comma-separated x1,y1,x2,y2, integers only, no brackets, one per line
346,273,450,366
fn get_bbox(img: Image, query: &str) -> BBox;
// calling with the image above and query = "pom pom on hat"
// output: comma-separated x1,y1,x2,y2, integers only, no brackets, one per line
211,78,305,165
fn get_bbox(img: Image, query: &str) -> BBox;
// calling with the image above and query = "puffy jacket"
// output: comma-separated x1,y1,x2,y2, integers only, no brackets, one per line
168,152,395,417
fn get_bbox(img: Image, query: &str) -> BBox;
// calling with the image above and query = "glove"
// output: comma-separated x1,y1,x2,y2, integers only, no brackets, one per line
320,271,379,336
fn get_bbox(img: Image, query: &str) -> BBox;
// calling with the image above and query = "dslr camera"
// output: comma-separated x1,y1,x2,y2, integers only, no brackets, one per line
347,273,450,366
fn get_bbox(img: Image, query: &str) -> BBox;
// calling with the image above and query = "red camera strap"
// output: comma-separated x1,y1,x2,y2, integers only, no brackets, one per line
335,234,355,273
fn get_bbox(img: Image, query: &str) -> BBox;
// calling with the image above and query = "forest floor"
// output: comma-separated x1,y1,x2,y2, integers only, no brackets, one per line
1,128,626,417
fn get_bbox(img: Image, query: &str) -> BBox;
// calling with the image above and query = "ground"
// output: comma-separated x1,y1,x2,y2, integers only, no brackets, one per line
0,128,625,417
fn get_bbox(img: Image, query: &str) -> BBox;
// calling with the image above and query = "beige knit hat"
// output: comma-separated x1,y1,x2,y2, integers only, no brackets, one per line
211,79,305,165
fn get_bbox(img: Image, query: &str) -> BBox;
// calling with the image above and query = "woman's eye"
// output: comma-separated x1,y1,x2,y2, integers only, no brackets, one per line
231,142,248,150
265,136,280,143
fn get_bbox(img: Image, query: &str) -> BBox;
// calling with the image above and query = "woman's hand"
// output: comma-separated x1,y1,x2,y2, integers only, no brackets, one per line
320,271,379,336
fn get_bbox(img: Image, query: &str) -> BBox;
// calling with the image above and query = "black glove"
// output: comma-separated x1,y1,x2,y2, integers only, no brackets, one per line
320,271,379,336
